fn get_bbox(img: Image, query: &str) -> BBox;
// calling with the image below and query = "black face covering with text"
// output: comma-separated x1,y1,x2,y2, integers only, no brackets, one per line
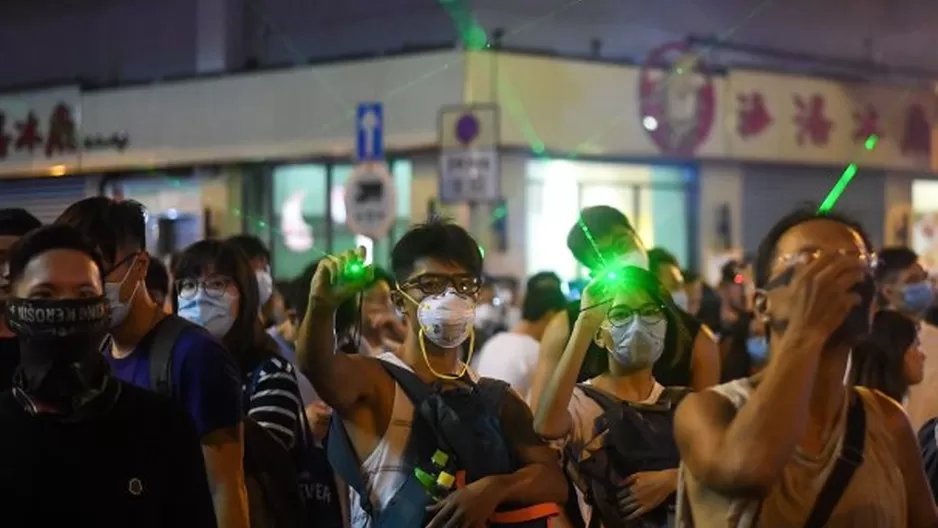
5,296,111,413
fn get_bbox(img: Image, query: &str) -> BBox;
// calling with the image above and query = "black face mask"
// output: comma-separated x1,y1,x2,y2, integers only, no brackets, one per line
764,269,875,347
5,296,111,413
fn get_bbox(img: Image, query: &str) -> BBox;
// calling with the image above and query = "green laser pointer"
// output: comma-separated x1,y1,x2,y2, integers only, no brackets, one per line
818,135,878,213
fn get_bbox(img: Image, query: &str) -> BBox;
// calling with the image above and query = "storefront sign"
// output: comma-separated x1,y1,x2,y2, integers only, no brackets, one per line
638,42,716,156
0,87,81,173
438,104,500,204
344,163,396,239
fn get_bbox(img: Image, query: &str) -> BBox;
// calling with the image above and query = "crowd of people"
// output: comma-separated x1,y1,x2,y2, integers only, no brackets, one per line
1,197,938,527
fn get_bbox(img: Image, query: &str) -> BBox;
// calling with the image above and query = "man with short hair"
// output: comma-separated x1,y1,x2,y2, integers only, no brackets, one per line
56,197,249,528
472,282,568,397
648,247,689,311
0,208,41,391
875,246,938,429
0,224,216,524
530,206,719,410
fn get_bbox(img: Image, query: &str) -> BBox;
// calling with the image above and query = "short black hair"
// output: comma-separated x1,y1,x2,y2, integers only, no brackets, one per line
521,285,567,321
372,266,396,289
682,269,700,283
55,197,146,268
145,257,170,297
8,225,105,286
720,260,743,284
566,206,634,267
391,219,483,282
173,239,265,374
527,271,562,291
754,206,873,289
874,247,919,283
648,247,680,275
0,208,41,237
226,235,271,263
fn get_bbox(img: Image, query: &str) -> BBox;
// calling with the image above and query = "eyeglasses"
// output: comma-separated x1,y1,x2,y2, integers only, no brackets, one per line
175,277,232,300
605,303,666,327
400,273,481,296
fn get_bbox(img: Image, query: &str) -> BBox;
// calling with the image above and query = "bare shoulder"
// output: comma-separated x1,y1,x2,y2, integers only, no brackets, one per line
864,387,915,436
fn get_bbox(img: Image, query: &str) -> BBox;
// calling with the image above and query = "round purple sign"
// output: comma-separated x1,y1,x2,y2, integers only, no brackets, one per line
455,114,480,145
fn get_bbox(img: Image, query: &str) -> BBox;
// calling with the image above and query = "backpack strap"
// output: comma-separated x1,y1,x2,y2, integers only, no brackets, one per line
575,384,621,412
326,416,376,518
378,360,434,405
802,387,866,528
147,316,202,398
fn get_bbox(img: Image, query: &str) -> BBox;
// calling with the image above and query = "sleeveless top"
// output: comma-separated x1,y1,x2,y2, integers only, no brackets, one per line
347,353,478,528
564,301,700,386
675,378,907,527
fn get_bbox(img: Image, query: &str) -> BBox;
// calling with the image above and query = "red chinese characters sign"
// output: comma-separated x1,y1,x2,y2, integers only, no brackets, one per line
0,87,83,170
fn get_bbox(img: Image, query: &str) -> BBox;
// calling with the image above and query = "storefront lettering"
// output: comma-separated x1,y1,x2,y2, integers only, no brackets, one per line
84,133,130,152
14,111,43,153
0,102,130,160
852,105,882,143
46,103,78,156
793,93,832,147
446,156,491,171
736,91,772,138
901,103,930,157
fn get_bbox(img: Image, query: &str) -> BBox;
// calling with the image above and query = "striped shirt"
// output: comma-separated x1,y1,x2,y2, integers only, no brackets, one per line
245,356,303,449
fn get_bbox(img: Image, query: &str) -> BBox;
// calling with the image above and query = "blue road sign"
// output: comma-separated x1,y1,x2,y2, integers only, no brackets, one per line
356,102,384,161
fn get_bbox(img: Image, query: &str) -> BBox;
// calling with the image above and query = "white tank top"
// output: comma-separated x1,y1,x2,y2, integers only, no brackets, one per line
348,353,478,528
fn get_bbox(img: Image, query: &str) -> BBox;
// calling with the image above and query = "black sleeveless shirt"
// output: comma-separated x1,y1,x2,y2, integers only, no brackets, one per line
564,301,700,386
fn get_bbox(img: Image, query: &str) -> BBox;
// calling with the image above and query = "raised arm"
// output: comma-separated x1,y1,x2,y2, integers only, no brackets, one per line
690,324,721,390
295,248,378,415
526,310,571,411
675,255,864,494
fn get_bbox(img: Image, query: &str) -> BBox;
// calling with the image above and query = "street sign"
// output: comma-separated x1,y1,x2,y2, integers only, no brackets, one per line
438,104,500,204
356,102,384,161
344,163,396,239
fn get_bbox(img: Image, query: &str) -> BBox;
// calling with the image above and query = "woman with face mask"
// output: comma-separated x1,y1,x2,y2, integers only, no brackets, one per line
534,266,691,528
173,240,343,527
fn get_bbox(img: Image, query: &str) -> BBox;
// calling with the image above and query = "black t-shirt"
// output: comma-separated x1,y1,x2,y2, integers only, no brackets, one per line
0,380,217,527
0,337,19,392
565,301,701,386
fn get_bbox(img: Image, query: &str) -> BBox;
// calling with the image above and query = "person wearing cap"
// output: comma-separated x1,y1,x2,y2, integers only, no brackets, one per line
0,208,42,392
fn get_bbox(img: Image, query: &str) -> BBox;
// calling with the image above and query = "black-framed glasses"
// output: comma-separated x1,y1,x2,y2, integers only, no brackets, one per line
606,303,665,327
175,277,232,300
400,273,481,296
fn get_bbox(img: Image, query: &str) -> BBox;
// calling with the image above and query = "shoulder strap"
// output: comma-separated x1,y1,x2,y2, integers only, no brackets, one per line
575,384,620,412
802,388,866,528
378,360,434,405
326,416,376,518
148,316,202,398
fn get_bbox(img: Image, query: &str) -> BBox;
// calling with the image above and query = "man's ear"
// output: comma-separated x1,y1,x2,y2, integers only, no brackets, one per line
390,290,406,313
752,290,769,321
135,252,151,281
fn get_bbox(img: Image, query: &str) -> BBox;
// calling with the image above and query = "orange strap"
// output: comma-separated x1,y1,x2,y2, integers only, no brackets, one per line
454,471,561,524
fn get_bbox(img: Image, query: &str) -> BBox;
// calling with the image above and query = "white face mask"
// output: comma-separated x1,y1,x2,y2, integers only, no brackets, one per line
605,317,667,370
618,248,649,271
256,269,274,307
416,288,476,349
105,261,140,328
670,290,689,312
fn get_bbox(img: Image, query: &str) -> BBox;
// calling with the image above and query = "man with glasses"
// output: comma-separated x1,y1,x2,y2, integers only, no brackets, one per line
0,208,41,392
298,219,567,528
56,197,249,528
674,208,936,526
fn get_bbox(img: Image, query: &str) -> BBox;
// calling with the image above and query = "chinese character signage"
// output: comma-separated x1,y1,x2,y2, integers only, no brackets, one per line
0,87,82,174
727,71,936,170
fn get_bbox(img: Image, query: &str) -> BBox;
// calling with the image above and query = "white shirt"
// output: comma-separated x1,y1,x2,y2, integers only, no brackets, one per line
471,331,541,397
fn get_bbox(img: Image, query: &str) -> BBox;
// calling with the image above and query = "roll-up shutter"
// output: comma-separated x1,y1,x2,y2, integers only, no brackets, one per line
0,176,92,223
740,164,886,252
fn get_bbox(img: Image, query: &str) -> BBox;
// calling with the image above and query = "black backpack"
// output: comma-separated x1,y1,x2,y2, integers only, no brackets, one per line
148,316,305,528
565,384,692,528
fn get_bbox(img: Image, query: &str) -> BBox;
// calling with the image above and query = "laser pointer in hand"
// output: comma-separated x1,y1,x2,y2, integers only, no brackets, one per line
335,257,371,286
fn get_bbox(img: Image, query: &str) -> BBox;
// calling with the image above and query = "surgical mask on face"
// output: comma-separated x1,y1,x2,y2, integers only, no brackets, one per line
256,269,274,307
177,292,237,338
901,281,934,316
618,249,649,271
415,288,476,349
105,262,140,328
605,317,667,370
746,335,768,362
670,290,689,312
